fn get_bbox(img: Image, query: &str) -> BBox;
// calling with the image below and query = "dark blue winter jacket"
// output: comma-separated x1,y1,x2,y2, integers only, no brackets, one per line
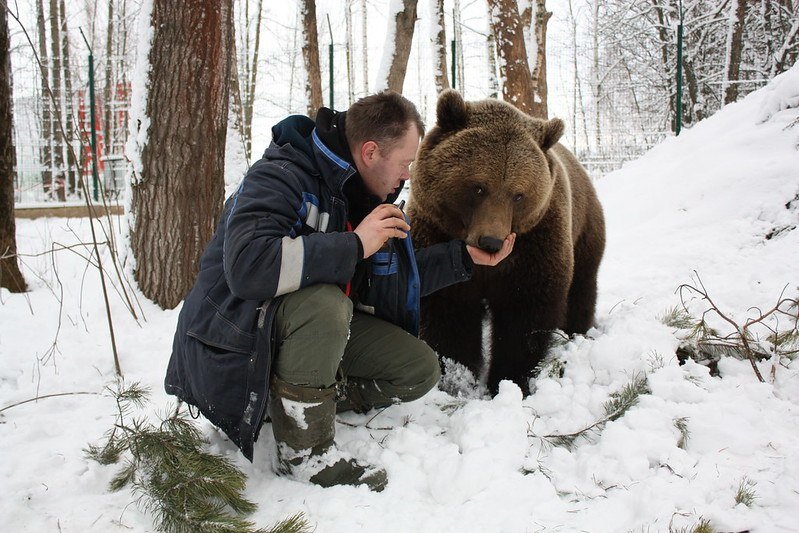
165,113,472,460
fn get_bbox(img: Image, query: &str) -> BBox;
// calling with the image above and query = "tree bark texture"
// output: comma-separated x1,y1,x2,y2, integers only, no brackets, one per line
385,0,418,94
36,0,53,197
301,0,323,116
487,0,540,118
345,0,355,105
131,0,232,309
104,0,114,155
48,0,65,201
433,0,450,93
361,0,368,94
723,0,747,104
531,0,551,118
244,0,263,158
59,0,77,194
1,6,27,292
486,4,499,98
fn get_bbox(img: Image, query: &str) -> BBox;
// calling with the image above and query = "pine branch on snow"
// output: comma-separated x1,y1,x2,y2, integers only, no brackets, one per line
86,382,311,533
669,273,799,382
674,417,690,450
533,374,650,450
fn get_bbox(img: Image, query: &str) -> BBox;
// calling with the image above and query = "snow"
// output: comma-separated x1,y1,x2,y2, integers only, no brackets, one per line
281,398,321,431
758,62,799,124
2,70,799,532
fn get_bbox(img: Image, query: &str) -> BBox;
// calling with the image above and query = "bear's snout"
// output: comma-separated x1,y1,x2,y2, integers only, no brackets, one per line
477,236,504,253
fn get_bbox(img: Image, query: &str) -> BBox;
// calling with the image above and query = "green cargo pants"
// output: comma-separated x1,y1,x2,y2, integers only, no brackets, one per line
273,284,440,411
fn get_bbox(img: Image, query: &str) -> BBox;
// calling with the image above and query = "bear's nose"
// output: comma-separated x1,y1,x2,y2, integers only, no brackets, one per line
478,236,503,253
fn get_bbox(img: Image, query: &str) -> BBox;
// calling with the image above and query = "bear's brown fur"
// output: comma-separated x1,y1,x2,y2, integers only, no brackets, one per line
409,90,606,394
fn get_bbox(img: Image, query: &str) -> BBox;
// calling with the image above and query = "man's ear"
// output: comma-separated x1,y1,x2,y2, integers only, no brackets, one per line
361,140,379,163
436,89,469,132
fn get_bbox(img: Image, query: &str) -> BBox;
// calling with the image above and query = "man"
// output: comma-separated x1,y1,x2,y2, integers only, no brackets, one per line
165,91,515,491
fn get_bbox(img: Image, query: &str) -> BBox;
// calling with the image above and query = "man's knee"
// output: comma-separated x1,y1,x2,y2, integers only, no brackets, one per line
398,342,441,401
274,284,353,387
277,284,353,341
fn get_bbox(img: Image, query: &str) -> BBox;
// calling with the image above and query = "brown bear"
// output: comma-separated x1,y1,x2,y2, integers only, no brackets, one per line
408,90,606,395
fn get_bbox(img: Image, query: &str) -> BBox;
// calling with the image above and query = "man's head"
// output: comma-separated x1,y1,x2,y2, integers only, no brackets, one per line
346,91,425,200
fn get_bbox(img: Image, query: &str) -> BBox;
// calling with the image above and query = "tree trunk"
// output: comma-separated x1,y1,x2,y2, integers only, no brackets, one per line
244,0,263,159
59,0,78,196
130,0,232,309
113,0,131,154
722,0,747,104
379,0,418,94
487,0,539,117
301,0,323,116
651,0,676,132
486,4,499,99
36,0,53,199
591,0,600,147
432,0,450,93
361,0,368,94
0,6,27,292
454,0,464,92
48,0,65,201
103,0,113,156
229,36,248,160
345,0,355,104
531,0,550,118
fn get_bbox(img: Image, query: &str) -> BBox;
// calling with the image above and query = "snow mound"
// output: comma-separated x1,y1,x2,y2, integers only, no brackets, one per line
758,61,799,123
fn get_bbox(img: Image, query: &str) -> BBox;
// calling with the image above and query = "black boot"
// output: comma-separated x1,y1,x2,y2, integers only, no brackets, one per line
268,376,387,491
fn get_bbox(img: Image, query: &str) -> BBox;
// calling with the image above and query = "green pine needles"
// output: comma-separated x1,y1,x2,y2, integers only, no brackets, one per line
86,381,310,533
534,374,651,450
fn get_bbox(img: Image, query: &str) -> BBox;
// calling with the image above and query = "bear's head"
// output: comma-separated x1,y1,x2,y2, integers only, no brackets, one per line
410,90,565,252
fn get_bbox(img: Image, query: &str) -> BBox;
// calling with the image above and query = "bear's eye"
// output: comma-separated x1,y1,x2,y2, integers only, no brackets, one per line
513,193,524,203
475,186,485,196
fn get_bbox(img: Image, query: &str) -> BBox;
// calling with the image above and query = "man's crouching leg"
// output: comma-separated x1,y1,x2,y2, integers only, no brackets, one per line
270,284,387,491
338,310,441,413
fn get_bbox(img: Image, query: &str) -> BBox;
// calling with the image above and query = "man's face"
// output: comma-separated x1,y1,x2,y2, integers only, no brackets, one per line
360,124,420,200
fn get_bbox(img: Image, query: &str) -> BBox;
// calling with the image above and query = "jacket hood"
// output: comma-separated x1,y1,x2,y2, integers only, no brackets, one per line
265,115,318,174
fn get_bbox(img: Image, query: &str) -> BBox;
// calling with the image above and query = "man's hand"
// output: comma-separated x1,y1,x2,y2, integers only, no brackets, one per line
467,233,516,266
353,204,410,258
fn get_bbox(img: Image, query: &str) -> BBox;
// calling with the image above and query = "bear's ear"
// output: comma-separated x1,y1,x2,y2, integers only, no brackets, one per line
539,118,565,152
436,89,469,132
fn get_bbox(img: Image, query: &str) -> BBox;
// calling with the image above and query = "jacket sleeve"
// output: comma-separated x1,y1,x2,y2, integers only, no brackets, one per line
221,159,359,301
415,239,473,298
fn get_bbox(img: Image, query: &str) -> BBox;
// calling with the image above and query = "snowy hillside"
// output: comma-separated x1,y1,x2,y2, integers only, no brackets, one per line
2,67,799,532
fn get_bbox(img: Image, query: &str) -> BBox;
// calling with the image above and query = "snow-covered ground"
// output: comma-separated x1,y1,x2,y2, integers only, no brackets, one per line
2,67,799,532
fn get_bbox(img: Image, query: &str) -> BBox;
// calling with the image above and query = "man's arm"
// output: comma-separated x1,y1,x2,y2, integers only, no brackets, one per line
222,160,360,301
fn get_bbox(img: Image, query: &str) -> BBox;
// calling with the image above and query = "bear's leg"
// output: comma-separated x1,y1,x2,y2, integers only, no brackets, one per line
487,281,570,395
487,307,554,395
566,231,603,335
419,291,484,383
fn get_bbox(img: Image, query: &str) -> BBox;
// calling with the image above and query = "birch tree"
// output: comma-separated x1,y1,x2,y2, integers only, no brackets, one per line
345,0,355,105
361,0,368,94
377,0,419,93
130,0,233,309
431,0,450,93
1,4,26,292
722,0,747,104
486,0,545,118
48,0,65,200
59,0,77,195
36,0,53,198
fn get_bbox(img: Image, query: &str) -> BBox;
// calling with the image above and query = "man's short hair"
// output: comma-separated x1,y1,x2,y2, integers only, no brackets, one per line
346,91,425,153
